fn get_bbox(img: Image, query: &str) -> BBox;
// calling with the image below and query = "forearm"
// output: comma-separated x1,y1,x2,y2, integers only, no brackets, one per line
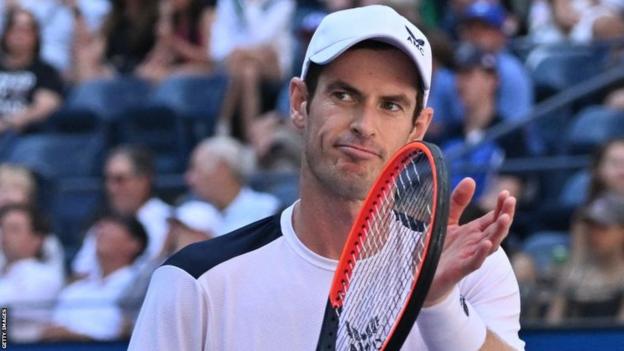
6,91,61,130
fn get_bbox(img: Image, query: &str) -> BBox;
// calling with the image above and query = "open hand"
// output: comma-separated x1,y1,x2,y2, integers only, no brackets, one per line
423,177,516,306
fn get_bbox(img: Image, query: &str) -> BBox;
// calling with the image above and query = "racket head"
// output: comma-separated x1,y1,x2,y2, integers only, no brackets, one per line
316,141,449,351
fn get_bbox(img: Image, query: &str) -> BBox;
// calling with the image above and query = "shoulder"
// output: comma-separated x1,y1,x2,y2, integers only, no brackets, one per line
30,60,60,76
163,214,282,279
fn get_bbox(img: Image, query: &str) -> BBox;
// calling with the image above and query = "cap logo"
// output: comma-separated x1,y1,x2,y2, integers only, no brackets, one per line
405,26,425,55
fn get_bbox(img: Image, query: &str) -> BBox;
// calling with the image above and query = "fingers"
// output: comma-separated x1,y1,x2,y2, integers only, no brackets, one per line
448,178,476,226
494,190,508,219
483,196,516,253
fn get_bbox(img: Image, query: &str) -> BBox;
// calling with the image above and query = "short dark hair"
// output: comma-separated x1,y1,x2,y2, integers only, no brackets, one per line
107,144,155,179
1,8,41,56
97,212,149,260
0,203,49,237
303,40,425,123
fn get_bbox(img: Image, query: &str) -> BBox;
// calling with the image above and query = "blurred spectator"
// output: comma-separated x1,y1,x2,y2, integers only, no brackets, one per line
588,138,624,202
529,0,624,44
457,0,534,122
210,0,295,141
0,8,63,134
41,213,147,342
0,204,64,343
249,111,302,172
185,136,280,235
0,0,71,73
0,163,36,207
425,28,463,143
546,194,624,324
72,145,171,279
73,0,158,82
443,43,528,200
137,0,215,82
0,164,64,283
163,200,220,255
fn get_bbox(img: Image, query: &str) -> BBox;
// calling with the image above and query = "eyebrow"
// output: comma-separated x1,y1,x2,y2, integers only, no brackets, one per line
324,79,414,109
325,80,363,100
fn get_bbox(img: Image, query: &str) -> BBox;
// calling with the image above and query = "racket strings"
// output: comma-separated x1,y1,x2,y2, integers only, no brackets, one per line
334,152,436,350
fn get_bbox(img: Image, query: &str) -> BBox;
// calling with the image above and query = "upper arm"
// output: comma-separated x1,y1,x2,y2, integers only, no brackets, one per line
128,265,208,351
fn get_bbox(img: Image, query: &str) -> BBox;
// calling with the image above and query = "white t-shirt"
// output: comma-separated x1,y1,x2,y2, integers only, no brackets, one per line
72,197,171,277
217,187,281,235
51,266,136,340
210,0,295,76
129,203,524,350
0,258,65,342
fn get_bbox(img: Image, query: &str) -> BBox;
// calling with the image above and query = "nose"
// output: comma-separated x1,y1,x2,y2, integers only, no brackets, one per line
350,105,377,138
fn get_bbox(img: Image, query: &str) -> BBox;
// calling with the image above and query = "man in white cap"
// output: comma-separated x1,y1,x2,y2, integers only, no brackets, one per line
129,5,523,350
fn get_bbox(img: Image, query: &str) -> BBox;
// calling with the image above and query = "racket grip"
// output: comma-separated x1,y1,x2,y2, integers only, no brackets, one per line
316,300,340,351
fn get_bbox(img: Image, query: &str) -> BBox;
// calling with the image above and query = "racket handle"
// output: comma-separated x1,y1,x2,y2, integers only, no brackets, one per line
316,300,340,351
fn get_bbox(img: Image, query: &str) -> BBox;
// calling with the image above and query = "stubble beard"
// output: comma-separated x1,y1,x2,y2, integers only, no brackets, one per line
303,147,374,201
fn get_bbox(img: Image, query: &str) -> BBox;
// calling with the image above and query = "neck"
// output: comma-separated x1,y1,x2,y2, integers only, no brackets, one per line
214,181,241,211
292,169,362,259
4,51,33,69
99,258,129,278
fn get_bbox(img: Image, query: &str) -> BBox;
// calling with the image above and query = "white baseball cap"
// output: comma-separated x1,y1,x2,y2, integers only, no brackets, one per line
169,200,222,236
300,5,433,105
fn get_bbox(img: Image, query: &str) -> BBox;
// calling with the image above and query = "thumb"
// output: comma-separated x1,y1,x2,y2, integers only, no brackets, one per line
448,177,476,226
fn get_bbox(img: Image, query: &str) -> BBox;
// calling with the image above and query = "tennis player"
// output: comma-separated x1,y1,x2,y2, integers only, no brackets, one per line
129,5,524,350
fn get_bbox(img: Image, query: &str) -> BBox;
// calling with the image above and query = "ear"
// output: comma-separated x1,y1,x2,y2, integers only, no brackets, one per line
408,107,434,141
289,78,309,131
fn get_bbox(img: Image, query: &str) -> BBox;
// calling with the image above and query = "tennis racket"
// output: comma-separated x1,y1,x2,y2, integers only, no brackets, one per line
316,140,449,351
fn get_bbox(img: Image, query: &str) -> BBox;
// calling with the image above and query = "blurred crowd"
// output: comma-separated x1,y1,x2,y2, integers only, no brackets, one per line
0,0,623,345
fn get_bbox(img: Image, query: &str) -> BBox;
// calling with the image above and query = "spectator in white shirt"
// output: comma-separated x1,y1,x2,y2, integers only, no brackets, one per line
0,164,64,288
0,204,64,342
185,136,280,236
41,213,147,342
72,145,171,279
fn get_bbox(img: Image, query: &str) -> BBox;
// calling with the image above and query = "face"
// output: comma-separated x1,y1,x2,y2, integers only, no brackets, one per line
599,142,624,196
587,222,624,256
0,186,29,207
456,68,497,112
185,147,228,202
0,209,42,263
5,11,38,56
105,154,151,215
291,48,432,201
94,219,141,262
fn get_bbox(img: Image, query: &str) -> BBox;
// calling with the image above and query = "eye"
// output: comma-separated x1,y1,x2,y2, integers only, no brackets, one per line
332,91,354,102
380,101,402,112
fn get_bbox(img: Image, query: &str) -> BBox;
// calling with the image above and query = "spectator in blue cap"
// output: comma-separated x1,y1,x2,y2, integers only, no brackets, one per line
457,0,534,123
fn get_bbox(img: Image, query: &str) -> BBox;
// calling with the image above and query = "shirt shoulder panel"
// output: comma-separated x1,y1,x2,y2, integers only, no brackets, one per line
163,214,282,279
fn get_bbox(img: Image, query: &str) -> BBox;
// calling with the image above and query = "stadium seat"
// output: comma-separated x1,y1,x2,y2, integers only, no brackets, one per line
522,231,570,280
151,74,228,145
114,105,188,174
64,76,153,122
6,133,105,179
526,45,604,96
565,106,624,153
559,169,590,208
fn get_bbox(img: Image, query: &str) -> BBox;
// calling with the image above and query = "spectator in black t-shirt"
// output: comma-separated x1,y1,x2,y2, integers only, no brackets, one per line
0,8,63,134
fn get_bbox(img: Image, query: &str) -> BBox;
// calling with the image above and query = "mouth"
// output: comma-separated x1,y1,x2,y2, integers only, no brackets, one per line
336,144,382,160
